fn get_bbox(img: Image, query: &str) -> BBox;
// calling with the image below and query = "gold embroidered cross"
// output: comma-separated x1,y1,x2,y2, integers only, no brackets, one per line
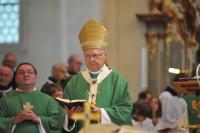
23,102,34,111
92,79,97,84
71,102,100,133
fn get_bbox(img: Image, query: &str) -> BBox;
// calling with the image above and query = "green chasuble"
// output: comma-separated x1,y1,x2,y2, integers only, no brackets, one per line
64,70,133,132
183,93,200,133
0,90,64,133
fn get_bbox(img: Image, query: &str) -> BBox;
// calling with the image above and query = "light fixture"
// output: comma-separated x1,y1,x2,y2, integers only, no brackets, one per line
168,68,180,74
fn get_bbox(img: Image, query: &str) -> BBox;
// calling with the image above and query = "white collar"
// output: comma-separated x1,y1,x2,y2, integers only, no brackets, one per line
16,87,37,93
0,86,13,93
87,64,106,75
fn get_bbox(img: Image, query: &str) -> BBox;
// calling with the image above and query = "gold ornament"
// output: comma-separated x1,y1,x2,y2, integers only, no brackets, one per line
23,102,34,111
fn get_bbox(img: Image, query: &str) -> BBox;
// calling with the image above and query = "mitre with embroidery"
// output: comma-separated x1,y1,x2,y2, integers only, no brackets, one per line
79,19,108,50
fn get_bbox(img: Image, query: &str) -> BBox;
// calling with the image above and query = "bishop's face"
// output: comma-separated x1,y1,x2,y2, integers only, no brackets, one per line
84,49,106,72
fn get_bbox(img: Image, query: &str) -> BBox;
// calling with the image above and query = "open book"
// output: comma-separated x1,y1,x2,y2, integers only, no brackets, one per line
55,97,87,109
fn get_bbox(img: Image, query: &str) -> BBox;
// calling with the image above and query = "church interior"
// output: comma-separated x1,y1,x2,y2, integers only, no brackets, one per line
1,0,200,132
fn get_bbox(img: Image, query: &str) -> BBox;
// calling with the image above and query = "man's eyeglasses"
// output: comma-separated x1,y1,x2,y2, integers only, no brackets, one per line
16,70,35,75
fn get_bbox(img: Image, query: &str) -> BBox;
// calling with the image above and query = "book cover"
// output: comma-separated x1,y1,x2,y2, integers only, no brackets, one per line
55,97,87,109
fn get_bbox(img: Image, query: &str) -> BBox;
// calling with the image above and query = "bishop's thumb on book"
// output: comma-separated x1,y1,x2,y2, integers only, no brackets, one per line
55,97,87,109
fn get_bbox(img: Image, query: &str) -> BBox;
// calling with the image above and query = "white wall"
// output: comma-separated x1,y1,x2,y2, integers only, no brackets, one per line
0,0,102,88
103,0,148,100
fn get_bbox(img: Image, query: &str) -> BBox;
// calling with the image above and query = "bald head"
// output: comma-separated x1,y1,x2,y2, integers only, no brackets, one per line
67,54,83,74
51,63,67,81
0,66,13,87
2,53,17,70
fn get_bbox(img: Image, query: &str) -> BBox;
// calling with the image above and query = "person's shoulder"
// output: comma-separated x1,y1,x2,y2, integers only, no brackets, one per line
66,72,84,84
109,70,127,81
144,118,152,123
143,118,154,127
179,97,187,107
36,90,59,103
0,90,18,101
35,90,53,99
3,90,17,97
131,119,137,126
159,91,172,99
34,91,60,108
40,82,51,92
70,72,83,80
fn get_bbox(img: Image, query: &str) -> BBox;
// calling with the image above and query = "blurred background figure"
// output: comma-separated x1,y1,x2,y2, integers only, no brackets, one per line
0,66,13,97
2,52,17,71
2,52,18,89
41,83,63,99
150,97,162,127
67,54,83,77
41,63,69,92
158,73,188,133
132,100,153,131
138,90,153,102
132,90,153,114
149,97,164,133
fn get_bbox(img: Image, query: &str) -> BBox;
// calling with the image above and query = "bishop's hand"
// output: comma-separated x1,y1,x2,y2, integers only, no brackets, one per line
65,106,83,119
91,106,101,113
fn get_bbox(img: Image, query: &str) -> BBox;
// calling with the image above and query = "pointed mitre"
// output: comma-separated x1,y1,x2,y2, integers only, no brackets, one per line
79,19,108,50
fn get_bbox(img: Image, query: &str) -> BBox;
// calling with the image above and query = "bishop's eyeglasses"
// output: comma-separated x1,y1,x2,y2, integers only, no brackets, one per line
84,51,105,59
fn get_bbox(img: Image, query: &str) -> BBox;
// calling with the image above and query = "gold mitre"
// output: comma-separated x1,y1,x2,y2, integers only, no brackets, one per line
79,19,108,50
